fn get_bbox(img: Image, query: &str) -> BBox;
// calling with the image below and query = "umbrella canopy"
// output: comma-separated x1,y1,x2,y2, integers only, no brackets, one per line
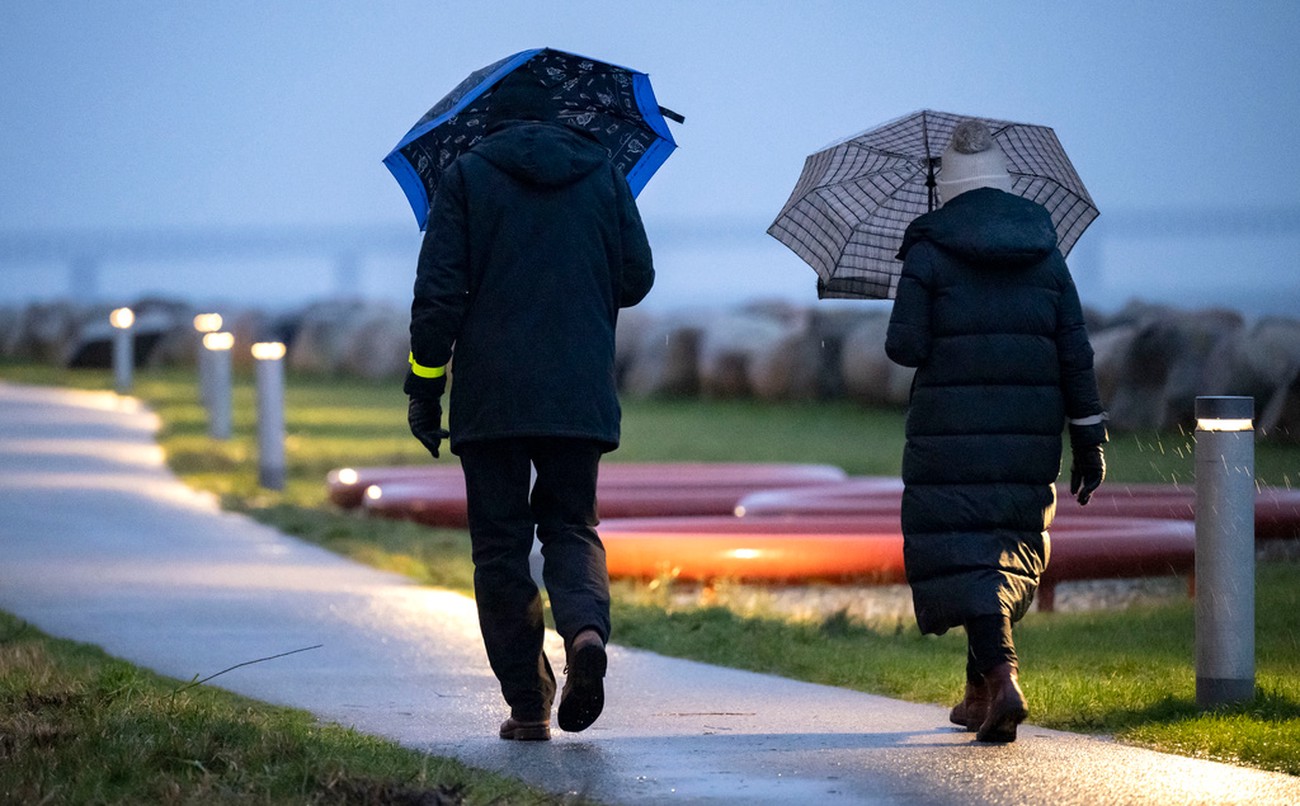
767,110,1098,300
384,48,681,230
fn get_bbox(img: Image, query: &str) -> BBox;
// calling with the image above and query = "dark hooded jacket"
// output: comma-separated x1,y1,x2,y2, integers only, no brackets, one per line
405,121,654,453
885,188,1104,635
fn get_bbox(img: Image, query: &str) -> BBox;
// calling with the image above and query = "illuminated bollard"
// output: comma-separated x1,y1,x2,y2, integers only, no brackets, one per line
203,332,234,440
109,307,135,395
193,313,223,411
252,341,287,490
1195,395,1255,708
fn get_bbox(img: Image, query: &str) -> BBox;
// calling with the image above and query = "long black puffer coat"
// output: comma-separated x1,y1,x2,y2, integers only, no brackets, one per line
406,121,654,453
885,187,1105,635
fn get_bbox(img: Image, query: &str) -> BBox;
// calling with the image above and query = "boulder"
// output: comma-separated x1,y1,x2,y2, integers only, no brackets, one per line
134,298,202,368
62,303,178,369
614,306,656,388
748,312,823,402
809,307,882,399
696,311,789,399
337,306,410,380
1261,366,1300,444
620,311,708,398
1088,323,1138,407
0,306,20,358
1203,316,1300,402
287,298,369,375
4,301,80,363
1106,306,1243,431
222,308,275,369
839,312,913,407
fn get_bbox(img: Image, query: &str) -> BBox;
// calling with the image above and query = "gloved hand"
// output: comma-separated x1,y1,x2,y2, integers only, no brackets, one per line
1069,443,1105,505
408,396,449,459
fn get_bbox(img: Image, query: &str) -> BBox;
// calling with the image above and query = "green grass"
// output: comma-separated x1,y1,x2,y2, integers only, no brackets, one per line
5,361,1300,778
0,612,569,805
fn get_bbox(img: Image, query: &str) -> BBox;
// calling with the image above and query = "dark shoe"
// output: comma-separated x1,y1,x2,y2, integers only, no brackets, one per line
499,716,550,741
949,679,990,731
976,663,1028,743
557,630,607,733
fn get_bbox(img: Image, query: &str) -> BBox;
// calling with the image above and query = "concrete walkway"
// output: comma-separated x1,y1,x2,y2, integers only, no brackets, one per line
1,380,1297,805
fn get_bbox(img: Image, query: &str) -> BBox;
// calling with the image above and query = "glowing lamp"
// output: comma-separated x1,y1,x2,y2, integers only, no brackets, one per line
1196,395,1253,432
203,332,235,351
365,484,383,501
337,468,359,486
193,313,223,333
251,341,286,361
109,307,135,329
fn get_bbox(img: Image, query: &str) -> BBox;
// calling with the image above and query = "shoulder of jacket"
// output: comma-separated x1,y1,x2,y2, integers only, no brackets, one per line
902,239,941,272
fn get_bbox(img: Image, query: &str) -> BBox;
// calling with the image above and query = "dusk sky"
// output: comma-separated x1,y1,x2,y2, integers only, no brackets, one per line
3,2,1298,313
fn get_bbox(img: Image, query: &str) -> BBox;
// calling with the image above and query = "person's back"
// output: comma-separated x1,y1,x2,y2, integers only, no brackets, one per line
409,120,653,452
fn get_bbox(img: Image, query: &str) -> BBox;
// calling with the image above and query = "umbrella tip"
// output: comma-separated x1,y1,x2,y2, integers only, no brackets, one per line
658,106,685,124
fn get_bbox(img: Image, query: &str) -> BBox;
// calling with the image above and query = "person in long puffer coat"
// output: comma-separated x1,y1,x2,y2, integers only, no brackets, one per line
885,119,1107,743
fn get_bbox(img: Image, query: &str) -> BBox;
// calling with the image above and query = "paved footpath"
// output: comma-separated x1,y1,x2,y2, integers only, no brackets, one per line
2,380,1298,805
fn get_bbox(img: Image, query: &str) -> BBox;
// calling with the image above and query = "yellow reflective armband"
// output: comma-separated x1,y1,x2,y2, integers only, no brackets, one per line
408,353,446,379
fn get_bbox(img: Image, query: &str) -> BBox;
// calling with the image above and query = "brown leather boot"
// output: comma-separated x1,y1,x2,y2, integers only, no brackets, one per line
949,679,990,731
557,629,607,733
976,663,1028,743
499,716,551,741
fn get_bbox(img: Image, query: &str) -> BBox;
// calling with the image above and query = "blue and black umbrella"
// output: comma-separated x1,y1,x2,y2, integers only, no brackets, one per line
384,48,682,230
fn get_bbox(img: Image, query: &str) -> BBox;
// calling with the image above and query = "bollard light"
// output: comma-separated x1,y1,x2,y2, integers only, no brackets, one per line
193,313,224,411
252,341,287,490
110,307,135,330
1194,395,1255,708
202,331,234,351
203,332,234,440
109,307,135,395
192,313,223,333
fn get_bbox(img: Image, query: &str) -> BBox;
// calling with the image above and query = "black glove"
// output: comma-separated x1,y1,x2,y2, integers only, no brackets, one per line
407,396,449,459
1069,442,1105,506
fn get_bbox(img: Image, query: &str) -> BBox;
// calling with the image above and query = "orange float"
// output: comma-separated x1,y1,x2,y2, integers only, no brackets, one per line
597,514,1195,611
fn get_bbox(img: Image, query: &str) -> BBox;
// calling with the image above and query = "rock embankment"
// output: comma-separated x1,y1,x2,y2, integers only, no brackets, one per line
5,296,1298,441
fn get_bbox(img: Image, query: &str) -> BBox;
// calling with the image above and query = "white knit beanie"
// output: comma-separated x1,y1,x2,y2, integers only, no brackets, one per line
936,119,1013,204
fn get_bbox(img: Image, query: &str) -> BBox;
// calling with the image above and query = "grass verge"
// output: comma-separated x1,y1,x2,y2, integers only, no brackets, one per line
5,362,1300,777
0,612,567,804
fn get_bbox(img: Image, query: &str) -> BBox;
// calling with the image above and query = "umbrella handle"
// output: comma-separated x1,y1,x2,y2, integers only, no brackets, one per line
925,156,939,213
659,106,685,124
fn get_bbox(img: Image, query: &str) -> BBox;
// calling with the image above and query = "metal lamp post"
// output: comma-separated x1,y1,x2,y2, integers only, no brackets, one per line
252,341,287,490
202,332,234,440
109,307,135,395
193,313,223,411
1194,395,1255,708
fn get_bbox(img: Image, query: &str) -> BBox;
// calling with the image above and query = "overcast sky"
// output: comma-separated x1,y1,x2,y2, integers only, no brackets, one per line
3,1,1298,312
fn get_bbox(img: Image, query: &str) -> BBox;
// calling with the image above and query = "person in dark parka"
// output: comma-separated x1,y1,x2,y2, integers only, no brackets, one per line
885,120,1107,743
404,75,654,741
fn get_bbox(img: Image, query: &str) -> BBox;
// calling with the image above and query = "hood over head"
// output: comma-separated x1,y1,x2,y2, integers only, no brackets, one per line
470,121,608,188
897,187,1059,268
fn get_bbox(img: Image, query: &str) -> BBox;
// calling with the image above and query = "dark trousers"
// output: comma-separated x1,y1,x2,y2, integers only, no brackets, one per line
458,437,610,721
964,614,1018,683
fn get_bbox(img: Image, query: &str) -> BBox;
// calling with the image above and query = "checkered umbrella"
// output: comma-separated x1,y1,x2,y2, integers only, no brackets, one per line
767,110,1098,300
384,48,681,230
